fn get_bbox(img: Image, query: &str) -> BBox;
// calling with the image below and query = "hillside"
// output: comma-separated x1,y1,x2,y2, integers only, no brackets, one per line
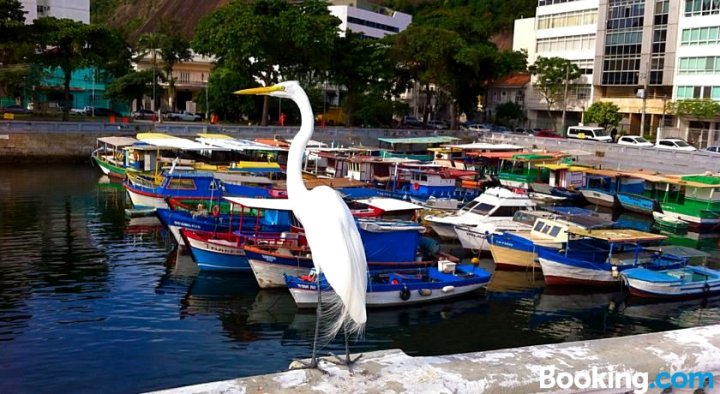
92,0,229,41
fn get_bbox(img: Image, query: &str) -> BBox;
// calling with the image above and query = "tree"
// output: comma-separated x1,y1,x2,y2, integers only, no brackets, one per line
584,101,622,129
136,32,164,111
105,69,156,109
329,32,395,126
528,56,581,130
157,21,192,111
204,66,258,122
494,102,526,127
33,18,130,120
0,0,32,99
669,99,720,133
193,0,339,125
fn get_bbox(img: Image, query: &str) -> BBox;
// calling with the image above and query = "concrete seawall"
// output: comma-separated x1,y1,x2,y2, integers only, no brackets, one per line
152,324,720,393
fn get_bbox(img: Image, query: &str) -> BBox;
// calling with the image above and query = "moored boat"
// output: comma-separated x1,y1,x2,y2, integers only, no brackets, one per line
424,187,536,239
537,228,683,286
285,260,491,308
621,265,720,299
653,211,689,233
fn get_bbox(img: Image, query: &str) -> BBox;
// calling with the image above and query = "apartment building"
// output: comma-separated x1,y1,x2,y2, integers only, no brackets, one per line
514,0,719,143
20,0,90,24
329,0,412,39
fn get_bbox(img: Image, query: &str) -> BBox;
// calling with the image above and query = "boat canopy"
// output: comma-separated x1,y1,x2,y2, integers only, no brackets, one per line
443,142,523,151
97,136,138,147
355,197,424,212
511,153,564,161
466,151,519,159
570,228,667,243
137,133,227,151
223,196,293,210
196,134,286,151
378,136,460,145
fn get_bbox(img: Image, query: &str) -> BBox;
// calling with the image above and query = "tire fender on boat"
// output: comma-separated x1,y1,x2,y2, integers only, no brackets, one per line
399,286,411,301
212,205,220,217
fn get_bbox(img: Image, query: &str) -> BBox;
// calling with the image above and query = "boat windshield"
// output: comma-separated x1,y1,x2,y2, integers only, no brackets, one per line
468,203,496,215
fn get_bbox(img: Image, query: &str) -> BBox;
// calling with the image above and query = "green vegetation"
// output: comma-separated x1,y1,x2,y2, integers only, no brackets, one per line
584,101,622,129
529,56,581,131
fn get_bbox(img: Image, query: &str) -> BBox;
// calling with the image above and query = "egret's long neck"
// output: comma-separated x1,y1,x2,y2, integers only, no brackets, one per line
286,90,314,196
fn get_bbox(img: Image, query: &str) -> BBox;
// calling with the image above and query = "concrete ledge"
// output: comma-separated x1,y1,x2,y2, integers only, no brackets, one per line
152,324,720,393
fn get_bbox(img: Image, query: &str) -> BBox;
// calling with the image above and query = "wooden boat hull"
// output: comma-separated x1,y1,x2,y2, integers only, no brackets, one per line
490,244,540,271
93,156,126,178
426,220,461,239
454,226,492,252
125,187,169,209
580,189,617,208
538,257,620,286
181,230,250,272
286,265,490,308
622,267,720,299
617,193,658,215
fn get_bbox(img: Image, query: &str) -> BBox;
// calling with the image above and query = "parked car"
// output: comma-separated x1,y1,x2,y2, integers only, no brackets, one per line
655,138,697,151
401,115,423,128
427,120,448,130
467,124,491,133
566,126,613,142
705,146,720,154
131,109,155,120
617,135,654,147
1,104,30,114
533,130,563,138
492,125,510,133
90,107,121,117
166,111,202,122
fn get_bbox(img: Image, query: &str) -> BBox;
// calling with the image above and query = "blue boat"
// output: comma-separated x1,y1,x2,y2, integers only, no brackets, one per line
125,170,273,210
537,228,685,286
156,207,292,247
617,192,659,215
578,170,645,208
285,261,491,308
244,219,431,287
622,265,720,299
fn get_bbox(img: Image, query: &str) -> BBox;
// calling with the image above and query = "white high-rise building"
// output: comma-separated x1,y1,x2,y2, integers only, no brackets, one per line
328,0,411,39
514,0,600,129
20,0,90,24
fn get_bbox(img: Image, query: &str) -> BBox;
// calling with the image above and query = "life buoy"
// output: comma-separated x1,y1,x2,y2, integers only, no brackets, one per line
413,182,420,191
212,204,220,217
399,285,411,301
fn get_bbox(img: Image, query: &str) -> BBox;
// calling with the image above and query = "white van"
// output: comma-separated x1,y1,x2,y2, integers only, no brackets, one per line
566,126,613,143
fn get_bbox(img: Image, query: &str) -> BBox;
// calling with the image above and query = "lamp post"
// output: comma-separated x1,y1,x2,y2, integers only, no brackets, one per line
203,73,209,122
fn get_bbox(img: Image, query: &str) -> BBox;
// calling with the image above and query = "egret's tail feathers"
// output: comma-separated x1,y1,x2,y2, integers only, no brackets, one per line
318,292,365,346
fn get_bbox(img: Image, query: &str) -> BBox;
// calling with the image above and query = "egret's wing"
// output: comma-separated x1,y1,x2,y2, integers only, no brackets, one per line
293,186,367,335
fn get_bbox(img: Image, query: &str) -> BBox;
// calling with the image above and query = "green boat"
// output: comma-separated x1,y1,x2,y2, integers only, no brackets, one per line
498,153,565,190
657,175,720,231
91,136,138,179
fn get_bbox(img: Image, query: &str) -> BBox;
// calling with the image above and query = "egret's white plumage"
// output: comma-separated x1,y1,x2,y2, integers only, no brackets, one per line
236,81,367,340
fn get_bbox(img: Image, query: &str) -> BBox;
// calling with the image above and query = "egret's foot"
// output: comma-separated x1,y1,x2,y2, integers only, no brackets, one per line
288,358,329,375
327,352,363,368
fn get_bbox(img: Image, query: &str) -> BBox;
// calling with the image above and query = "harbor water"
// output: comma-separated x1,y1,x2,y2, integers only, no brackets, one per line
2,164,720,393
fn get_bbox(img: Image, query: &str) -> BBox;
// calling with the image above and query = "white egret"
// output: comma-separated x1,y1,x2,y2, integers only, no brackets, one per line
235,81,367,368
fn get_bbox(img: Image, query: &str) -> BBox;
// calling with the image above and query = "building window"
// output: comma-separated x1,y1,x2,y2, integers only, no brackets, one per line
536,34,596,53
538,0,582,5
681,26,720,45
685,0,720,16
537,9,597,30
676,86,720,99
347,16,399,33
678,56,720,74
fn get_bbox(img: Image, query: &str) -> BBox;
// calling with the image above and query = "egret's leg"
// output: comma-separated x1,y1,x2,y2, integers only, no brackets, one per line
329,326,362,368
289,276,327,373
310,275,323,366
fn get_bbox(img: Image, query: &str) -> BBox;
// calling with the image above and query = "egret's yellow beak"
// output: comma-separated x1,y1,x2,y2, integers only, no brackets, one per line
234,85,285,95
